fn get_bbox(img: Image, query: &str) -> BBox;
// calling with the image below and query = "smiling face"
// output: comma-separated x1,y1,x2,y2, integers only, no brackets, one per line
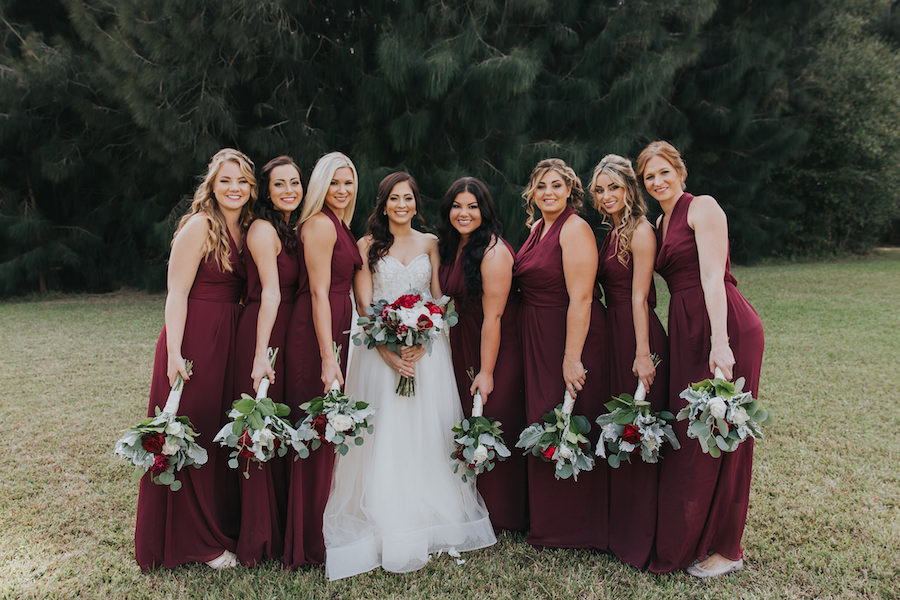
213,160,252,214
268,164,303,216
642,155,685,204
325,166,355,215
533,169,571,219
449,191,482,239
385,181,416,226
593,172,627,221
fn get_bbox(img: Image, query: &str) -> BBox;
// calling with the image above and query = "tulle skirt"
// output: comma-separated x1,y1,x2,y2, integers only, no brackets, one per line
322,333,496,580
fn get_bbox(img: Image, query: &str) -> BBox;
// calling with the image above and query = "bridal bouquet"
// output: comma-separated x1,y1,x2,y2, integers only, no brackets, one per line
214,348,315,477
450,374,511,482
296,346,374,455
353,291,458,396
595,378,679,468
516,391,595,481
677,368,771,457
114,360,208,491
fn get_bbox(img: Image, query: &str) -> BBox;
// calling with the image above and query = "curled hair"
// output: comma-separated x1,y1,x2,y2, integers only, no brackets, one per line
590,154,647,266
636,140,688,187
521,158,584,227
437,177,503,300
257,155,302,253
366,172,425,271
174,148,256,272
298,151,357,226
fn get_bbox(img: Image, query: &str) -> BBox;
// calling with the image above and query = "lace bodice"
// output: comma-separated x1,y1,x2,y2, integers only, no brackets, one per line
373,253,433,301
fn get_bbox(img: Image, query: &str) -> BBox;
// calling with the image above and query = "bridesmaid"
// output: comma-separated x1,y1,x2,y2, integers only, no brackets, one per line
513,158,609,549
135,148,254,571
638,141,765,577
232,156,303,565
282,151,362,568
436,177,528,532
591,154,669,569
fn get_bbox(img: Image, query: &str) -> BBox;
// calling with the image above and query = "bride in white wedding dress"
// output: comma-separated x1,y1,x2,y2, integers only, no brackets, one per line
323,172,496,581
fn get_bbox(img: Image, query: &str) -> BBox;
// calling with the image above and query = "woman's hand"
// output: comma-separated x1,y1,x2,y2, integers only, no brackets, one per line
167,354,190,387
709,343,735,380
320,356,344,393
399,345,426,363
377,345,416,378
562,354,587,396
250,352,276,393
632,353,656,392
470,371,494,405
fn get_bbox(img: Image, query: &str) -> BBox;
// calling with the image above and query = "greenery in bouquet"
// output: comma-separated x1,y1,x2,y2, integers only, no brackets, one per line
352,291,459,397
213,349,315,477
516,392,595,481
450,373,511,482
595,390,679,468
114,360,207,491
677,368,772,457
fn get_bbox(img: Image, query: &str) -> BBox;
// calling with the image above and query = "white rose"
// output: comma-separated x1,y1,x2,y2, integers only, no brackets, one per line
602,423,619,441
708,397,727,420
161,438,179,456
165,420,184,437
254,428,276,448
329,413,355,432
730,406,750,426
556,444,574,460
472,444,489,464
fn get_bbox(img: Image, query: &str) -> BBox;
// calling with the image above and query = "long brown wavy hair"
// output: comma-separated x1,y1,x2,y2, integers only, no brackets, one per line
521,158,584,227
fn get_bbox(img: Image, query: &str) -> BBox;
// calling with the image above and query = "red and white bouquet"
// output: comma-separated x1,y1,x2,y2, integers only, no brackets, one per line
677,368,772,457
516,391,595,481
114,360,208,491
353,291,458,396
595,378,679,467
214,348,316,477
450,377,511,482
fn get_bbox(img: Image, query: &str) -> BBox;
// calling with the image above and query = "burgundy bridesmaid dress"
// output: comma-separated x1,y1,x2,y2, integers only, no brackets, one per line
513,206,610,549
597,231,669,569
282,206,361,568
438,238,528,532
135,232,245,571
232,239,300,565
650,193,765,573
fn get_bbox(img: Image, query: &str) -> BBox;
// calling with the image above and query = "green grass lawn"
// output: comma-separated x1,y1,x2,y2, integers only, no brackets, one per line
1,250,898,599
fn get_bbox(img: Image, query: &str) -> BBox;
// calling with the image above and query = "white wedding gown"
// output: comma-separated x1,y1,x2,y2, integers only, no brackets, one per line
323,253,496,580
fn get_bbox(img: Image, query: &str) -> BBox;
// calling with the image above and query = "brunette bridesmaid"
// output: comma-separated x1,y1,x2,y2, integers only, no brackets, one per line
437,177,528,532
232,156,303,565
282,152,362,568
135,148,254,571
591,154,669,569
513,158,609,549
638,141,764,578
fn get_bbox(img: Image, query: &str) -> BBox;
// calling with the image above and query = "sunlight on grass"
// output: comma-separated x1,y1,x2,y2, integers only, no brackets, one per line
1,251,898,599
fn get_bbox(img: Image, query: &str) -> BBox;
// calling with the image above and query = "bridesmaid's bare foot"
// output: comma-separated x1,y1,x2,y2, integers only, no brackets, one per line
205,550,238,569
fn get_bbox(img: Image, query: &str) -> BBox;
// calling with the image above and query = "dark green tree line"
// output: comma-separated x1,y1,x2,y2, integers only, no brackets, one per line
1,0,898,295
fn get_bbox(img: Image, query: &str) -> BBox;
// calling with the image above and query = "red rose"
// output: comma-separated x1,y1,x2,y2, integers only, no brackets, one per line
142,432,165,454
149,454,169,476
454,444,466,461
425,302,443,315
394,294,420,309
540,445,556,460
238,430,255,458
311,414,329,439
397,324,408,334
622,424,641,445
380,305,391,318
417,314,433,330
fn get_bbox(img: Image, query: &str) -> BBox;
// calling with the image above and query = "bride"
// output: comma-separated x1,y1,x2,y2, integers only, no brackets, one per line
323,172,496,580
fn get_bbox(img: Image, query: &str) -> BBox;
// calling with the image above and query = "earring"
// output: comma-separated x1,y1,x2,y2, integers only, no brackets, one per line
382,210,387,215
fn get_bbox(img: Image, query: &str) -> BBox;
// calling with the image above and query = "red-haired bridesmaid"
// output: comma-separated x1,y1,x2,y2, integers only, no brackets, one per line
590,154,669,569
282,152,362,568
513,158,610,549
135,148,254,570
437,177,528,532
232,156,303,565
638,141,764,578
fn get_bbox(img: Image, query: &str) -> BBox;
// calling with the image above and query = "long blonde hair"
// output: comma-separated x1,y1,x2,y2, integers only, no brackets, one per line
298,151,357,226
521,158,584,227
591,154,647,266
173,148,256,272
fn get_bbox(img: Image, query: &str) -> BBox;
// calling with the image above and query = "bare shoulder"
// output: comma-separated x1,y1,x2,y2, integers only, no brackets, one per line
561,214,594,239
357,234,374,253
483,234,512,263
304,211,337,236
174,213,210,246
687,194,726,228
247,218,276,240
631,219,657,253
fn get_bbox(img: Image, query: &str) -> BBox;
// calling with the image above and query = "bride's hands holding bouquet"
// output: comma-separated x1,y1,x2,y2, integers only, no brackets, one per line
377,345,416,378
